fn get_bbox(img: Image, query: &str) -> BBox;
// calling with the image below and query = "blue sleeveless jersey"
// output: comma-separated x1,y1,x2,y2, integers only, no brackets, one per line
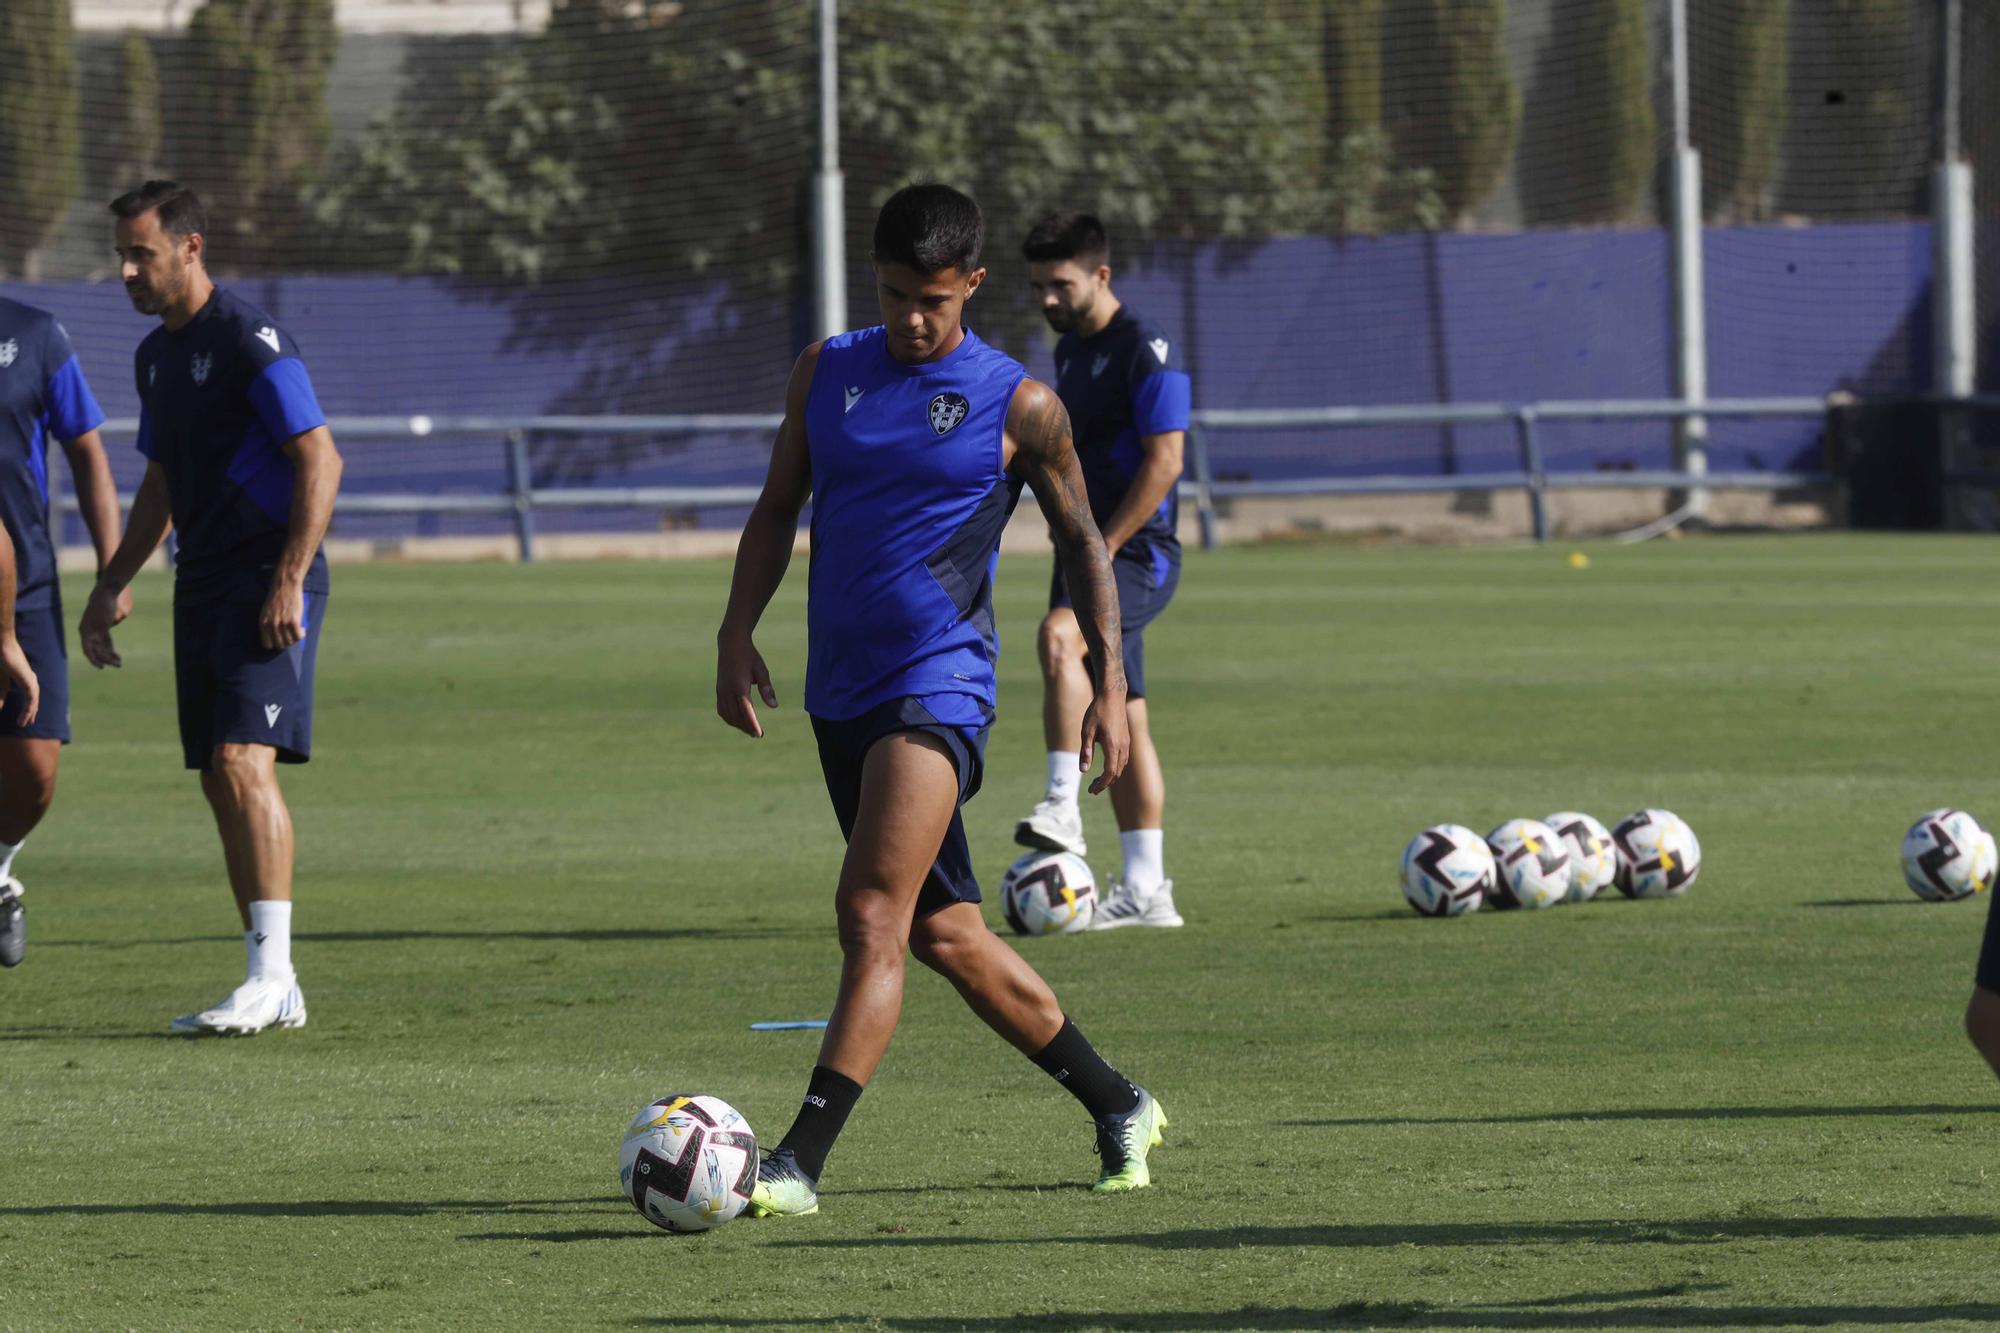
803,326,1026,722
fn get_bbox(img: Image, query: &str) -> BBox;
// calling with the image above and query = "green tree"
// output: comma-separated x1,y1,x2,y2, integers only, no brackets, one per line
1323,0,1384,146
99,32,164,194
0,0,82,277
1519,0,1655,225
1776,0,1923,219
179,0,337,268
1387,0,1519,226
1694,0,1790,222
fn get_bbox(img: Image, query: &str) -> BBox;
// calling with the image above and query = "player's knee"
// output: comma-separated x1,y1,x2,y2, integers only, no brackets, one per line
909,915,981,976
205,745,276,803
1037,614,1085,677
834,891,908,963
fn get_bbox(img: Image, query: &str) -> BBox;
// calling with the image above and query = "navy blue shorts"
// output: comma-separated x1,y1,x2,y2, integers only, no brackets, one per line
810,695,992,917
174,579,326,772
1978,888,2000,994
0,603,70,743
1049,542,1180,699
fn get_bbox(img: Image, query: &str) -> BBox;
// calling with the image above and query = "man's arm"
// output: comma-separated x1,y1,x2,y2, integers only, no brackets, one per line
1096,429,1184,556
58,428,132,619
261,424,343,651
79,463,173,670
716,344,819,738
0,519,39,726
1006,379,1129,793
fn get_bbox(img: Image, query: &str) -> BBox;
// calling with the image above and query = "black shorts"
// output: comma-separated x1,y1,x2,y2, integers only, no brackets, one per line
174,578,327,772
1049,542,1180,699
0,602,70,743
810,695,991,917
1977,887,2000,994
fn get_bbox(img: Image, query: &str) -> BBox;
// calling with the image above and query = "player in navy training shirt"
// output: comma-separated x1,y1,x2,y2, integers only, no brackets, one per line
1016,212,1191,930
716,184,1167,1216
81,182,344,1035
0,296,128,969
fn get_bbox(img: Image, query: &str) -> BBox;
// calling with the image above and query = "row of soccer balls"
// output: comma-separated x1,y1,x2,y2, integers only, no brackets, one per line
1400,809,1700,916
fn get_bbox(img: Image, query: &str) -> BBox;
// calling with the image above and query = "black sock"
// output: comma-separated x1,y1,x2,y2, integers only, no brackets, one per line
1030,1016,1141,1120
776,1065,863,1183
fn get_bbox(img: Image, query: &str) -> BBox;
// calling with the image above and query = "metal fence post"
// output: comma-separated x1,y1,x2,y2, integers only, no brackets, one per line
1514,408,1550,543
505,429,537,563
1188,423,1219,551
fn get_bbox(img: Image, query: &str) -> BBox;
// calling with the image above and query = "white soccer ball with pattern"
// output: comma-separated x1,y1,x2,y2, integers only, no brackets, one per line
1486,818,1571,910
619,1094,758,1233
1544,811,1616,903
1399,824,1494,917
1612,808,1701,898
1000,851,1097,935
1901,808,1998,903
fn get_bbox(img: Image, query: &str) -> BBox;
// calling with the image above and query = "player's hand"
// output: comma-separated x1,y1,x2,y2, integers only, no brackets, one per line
79,583,124,669
260,577,306,651
0,633,40,727
1078,689,1130,795
112,583,134,624
716,635,777,738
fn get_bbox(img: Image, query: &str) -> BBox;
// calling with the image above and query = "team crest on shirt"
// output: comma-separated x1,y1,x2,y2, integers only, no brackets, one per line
927,392,969,436
191,352,213,386
1057,359,1070,379
1091,354,1110,378
0,340,15,370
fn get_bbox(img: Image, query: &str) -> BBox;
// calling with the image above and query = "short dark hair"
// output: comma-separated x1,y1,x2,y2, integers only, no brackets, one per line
873,183,984,276
109,180,208,240
1022,211,1110,268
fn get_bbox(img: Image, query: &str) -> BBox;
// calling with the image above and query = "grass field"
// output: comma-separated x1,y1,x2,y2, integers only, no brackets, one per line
6,534,2000,1331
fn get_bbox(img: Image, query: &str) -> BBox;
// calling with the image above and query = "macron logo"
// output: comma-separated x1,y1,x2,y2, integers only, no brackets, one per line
256,326,282,354
1148,338,1170,365
264,704,283,727
843,386,864,414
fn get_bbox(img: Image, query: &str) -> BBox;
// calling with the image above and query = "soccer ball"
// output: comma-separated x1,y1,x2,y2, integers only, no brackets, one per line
1000,851,1097,935
1901,808,1998,902
1486,818,1571,910
619,1095,758,1233
1611,808,1701,898
1544,811,1616,903
1399,824,1494,917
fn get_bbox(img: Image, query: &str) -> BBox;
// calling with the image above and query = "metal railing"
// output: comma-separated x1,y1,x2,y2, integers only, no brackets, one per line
84,395,1841,558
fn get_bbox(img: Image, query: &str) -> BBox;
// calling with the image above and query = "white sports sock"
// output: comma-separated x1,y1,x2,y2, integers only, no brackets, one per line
0,839,23,881
246,900,294,981
1120,829,1165,896
1044,751,1081,806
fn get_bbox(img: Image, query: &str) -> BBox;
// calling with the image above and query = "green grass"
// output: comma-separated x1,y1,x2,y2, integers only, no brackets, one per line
6,533,2000,1331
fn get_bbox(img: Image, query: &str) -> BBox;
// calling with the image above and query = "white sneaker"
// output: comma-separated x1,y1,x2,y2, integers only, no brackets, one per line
1090,879,1184,930
171,975,308,1035
1015,798,1087,856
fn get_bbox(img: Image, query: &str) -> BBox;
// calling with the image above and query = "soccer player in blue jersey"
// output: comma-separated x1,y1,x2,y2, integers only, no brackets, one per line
79,181,344,1035
716,184,1166,1216
0,296,127,968
1014,212,1190,930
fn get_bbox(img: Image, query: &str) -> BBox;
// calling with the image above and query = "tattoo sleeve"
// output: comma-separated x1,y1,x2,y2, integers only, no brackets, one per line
1013,383,1126,695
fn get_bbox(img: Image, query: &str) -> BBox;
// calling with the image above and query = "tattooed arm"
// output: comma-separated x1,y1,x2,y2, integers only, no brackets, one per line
1005,378,1129,794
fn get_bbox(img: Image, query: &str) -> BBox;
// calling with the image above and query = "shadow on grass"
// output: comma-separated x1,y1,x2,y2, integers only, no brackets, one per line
643,1299,2000,1330
762,1214,2000,1253
1283,1103,2000,1128
0,1197,625,1219
1800,898,1930,909
461,1228,652,1243
41,927,805,950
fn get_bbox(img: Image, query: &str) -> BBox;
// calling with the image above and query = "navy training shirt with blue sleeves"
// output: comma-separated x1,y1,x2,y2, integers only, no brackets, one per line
1050,305,1192,572
133,287,329,593
803,326,1027,724
0,298,107,611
